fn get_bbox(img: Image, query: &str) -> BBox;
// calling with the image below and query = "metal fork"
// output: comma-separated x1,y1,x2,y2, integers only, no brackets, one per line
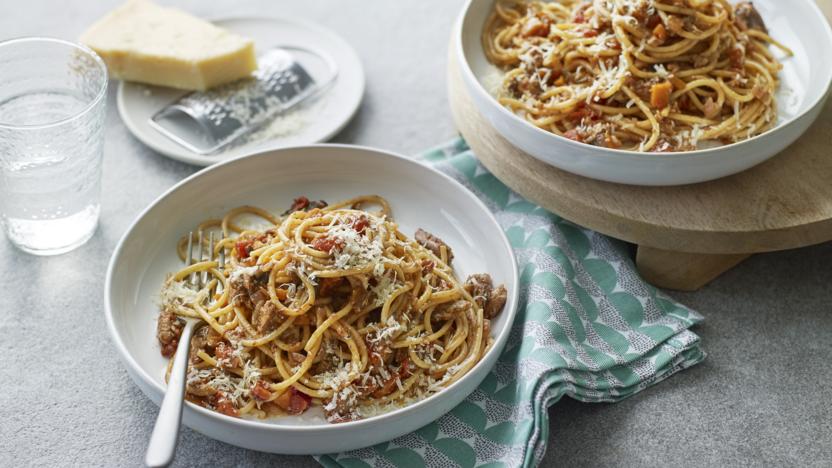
145,231,224,468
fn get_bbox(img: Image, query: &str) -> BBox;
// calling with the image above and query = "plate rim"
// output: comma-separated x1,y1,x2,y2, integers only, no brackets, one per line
104,143,520,434
455,0,832,161
116,14,366,167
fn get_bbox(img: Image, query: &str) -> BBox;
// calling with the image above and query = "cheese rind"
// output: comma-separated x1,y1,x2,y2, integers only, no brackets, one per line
80,0,257,91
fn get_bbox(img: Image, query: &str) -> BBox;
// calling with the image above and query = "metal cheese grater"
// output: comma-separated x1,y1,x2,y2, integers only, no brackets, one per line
149,47,337,154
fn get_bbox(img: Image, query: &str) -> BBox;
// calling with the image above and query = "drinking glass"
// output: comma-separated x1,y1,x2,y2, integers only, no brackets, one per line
0,37,108,255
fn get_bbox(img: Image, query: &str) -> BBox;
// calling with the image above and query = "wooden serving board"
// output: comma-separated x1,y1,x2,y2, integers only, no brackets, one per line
447,32,832,291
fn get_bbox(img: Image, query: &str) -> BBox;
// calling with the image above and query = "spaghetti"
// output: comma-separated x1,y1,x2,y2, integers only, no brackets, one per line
156,195,508,422
483,0,793,152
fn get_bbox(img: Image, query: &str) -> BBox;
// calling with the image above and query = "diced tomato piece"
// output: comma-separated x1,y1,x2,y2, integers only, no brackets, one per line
213,392,239,417
235,240,252,259
568,104,601,122
311,236,342,253
582,29,599,37
275,387,311,415
521,17,549,37
399,356,412,379
282,196,328,215
351,215,370,234
251,381,271,401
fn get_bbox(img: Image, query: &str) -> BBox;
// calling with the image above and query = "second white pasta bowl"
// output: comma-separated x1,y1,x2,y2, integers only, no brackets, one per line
456,0,832,186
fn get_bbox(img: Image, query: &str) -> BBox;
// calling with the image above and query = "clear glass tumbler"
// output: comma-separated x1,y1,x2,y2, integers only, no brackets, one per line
0,37,108,255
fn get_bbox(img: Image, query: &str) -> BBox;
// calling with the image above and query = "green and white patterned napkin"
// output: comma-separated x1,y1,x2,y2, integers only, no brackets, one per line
317,139,705,468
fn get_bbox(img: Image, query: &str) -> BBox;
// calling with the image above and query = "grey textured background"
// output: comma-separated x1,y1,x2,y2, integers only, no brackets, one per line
1,1,830,467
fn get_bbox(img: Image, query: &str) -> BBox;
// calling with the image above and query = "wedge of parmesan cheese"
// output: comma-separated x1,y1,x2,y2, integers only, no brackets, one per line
80,0,257,91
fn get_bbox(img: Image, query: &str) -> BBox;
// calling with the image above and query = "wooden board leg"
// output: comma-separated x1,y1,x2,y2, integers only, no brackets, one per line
636,246,751,291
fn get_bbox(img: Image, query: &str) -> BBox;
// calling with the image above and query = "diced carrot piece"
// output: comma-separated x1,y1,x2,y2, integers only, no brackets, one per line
275,288,288,301
650,81,673,109
652,24,668,42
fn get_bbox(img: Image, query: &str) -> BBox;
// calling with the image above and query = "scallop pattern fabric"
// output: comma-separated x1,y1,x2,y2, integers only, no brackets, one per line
317,139,705,468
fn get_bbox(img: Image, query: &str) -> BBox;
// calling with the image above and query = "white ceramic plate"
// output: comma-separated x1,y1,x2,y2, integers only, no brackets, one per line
118,17,365,167
457,0,832,186
105,145,519,454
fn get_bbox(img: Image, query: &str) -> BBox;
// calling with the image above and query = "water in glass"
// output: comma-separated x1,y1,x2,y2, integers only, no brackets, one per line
0,38,107,255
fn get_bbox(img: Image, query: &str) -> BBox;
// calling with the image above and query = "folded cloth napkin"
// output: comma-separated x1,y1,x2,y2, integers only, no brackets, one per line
317,139,705,468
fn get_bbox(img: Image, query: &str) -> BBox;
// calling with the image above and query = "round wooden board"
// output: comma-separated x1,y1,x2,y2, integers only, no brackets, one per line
447,46,832,256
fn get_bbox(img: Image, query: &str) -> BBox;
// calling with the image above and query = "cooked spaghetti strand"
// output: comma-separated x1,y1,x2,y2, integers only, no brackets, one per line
483,0,791,151
156,195,508,422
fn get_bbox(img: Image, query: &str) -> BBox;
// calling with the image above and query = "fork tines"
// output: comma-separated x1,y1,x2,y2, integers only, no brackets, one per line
186,230,224,286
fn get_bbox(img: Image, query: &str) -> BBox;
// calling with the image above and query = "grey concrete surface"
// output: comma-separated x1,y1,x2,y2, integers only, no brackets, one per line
0,1,829,467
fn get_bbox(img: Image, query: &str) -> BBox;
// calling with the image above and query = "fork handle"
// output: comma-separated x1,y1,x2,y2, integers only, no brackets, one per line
145,320,197,468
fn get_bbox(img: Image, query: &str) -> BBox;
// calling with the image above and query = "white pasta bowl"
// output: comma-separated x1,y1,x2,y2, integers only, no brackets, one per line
104,145,519,454
456,0,832,186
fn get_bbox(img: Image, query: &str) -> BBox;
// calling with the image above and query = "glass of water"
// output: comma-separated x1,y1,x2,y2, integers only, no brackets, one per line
0,38,108,255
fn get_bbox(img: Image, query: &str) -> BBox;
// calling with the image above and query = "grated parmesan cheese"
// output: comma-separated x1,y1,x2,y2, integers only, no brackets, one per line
369,275,398,309
326,216,388,275
366,315,404,344
319,363,362,420
228,265,260,282
241,98,323,146
160,280,202,306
